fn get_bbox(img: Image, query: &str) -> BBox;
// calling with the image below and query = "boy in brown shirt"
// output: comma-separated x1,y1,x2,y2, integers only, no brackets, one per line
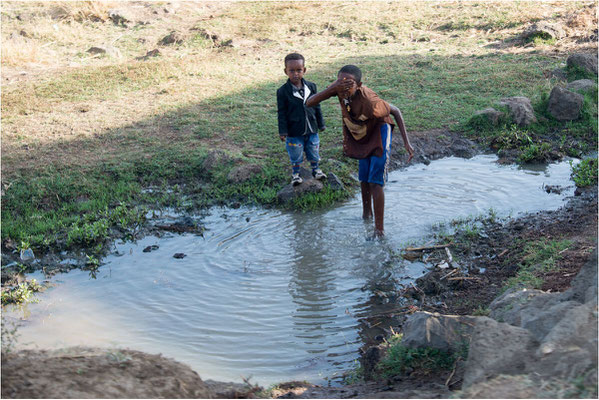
306,65,414,237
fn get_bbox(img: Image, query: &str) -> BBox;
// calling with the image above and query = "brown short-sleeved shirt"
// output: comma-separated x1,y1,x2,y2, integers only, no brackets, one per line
339,85,394,159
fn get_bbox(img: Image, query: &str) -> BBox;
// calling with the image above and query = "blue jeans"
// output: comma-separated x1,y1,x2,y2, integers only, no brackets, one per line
285,133,320,166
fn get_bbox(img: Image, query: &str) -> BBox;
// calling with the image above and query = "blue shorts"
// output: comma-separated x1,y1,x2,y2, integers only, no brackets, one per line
358,123,392,186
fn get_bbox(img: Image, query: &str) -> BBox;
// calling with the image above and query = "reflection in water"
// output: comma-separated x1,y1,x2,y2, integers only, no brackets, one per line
5,155,577,386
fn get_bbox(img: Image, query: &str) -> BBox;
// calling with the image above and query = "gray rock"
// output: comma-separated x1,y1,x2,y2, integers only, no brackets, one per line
551,67,568,81
227,164,263,184
489,287,555,325
326,172,344,191
497,97,537,126
474,107,505,126
560,248,598,304
567,53,598,75
566,79,597,93
521,300,581,342
521,21,565,40
401,311,478,353
547,86,583,121
534,302,598,380
276,168,324,203
462,317,538,389
451,138,478,159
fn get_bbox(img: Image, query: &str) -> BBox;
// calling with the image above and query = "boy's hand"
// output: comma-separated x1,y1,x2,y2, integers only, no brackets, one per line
280,135,287,142
331,77,354,98
320,127,326,132
405,143,415,163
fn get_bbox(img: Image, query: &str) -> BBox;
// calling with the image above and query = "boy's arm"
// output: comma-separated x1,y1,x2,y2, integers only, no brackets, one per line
276,89,288,142
312,84,326,131
389,104,414,162
306,78,353,107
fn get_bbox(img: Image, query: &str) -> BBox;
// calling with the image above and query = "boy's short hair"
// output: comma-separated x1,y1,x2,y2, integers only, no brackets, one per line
284,53,305,67
338,65,362,83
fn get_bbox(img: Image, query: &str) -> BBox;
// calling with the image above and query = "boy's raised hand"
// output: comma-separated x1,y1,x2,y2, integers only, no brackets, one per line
331,77,355,98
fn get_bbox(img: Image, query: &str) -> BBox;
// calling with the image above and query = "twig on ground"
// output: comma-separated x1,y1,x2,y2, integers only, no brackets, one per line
405,243,452,252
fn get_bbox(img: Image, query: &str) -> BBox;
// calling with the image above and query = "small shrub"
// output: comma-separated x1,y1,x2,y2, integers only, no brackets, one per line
570,157,598,187
377,334,458,378
1,279,43,305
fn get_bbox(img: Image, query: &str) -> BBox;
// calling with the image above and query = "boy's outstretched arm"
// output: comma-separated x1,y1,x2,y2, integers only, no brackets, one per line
389,104,414,163
306,78,354,107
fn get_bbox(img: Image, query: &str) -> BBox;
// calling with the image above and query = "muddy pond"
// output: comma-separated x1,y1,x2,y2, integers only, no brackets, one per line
6,155,578,386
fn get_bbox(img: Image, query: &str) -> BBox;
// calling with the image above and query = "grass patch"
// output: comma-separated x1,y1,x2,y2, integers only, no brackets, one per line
377,334,465,378
570,157,598,187
1,279,43,305
463,82,597,162
504,238,572,290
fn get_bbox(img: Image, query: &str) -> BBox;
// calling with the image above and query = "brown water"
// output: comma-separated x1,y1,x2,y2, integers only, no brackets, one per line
6,155,577,386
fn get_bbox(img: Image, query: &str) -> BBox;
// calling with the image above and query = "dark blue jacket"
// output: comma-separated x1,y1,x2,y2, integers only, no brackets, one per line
277,79,325,137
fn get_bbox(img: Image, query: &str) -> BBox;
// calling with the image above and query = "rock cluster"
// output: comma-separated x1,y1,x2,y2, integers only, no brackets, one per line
396,249,598,396
472,52,597,127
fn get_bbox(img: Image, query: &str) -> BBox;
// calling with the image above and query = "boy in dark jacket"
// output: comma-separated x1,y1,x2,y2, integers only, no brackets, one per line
306,65,414,237
277,53,327,186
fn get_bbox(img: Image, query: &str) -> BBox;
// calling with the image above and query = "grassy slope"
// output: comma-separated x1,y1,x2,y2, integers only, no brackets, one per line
1,1,596,250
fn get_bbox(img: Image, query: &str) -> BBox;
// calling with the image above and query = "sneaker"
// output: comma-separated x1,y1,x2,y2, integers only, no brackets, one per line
291,173,303,186
312,168,327,180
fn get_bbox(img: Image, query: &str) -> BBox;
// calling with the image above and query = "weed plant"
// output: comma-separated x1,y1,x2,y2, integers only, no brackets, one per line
570,157,598,187
377,334,466,378
504,238,572,290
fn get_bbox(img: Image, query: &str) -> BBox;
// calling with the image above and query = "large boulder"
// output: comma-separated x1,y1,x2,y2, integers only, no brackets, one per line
496,97,537,126
521,21,565,40
462,317,538,389
473,107,505,126
567,53,598,75
547,86,584,121
401,312,479,353
561,248,598,304
535,301,598,381
566,79,597,93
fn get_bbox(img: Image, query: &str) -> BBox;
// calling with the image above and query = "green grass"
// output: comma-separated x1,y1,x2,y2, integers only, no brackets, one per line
463,83,598,163
570,157,598,187
504,238,573,290
377,334,465,378
1,279,43,305
1,1,596,254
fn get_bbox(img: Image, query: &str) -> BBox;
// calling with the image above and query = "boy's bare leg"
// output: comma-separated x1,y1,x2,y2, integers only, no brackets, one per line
361,182,373,219
370,183,385,237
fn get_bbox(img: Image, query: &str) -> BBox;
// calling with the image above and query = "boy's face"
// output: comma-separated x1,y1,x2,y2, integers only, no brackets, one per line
337,72,361,99
284,59,306,86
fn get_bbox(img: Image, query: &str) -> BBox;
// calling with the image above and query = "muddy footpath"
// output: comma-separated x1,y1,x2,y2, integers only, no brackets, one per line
2,130,597,399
